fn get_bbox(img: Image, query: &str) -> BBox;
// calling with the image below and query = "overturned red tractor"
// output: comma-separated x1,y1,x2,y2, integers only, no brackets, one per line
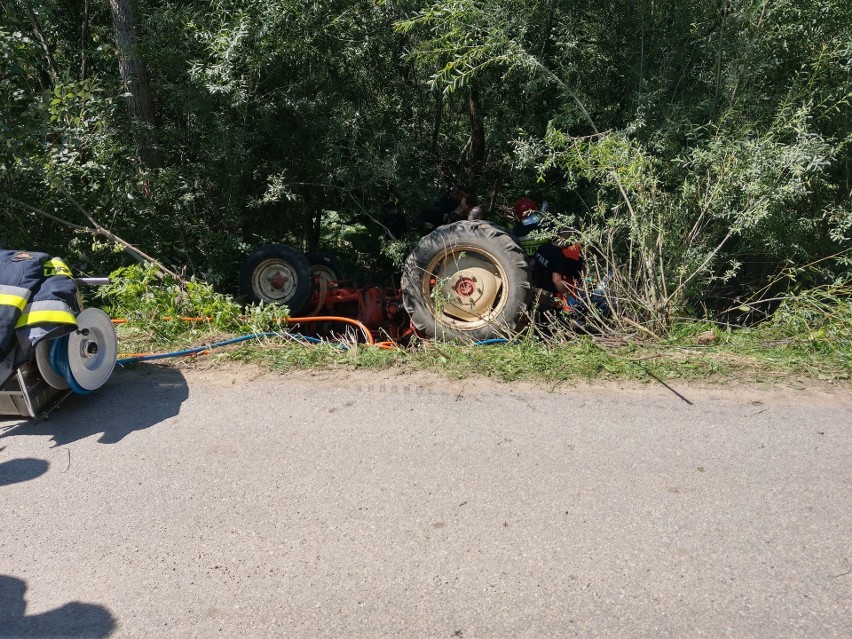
240,221,534,342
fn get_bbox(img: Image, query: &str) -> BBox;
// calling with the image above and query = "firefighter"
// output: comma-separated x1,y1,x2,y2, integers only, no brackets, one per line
512,196,553,260
512,196,542,238
0,250,78,387
423,185,480,230
532,239,585,299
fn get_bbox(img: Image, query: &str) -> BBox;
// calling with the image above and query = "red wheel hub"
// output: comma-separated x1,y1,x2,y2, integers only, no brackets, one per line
454,277,476,297
270,272,287,290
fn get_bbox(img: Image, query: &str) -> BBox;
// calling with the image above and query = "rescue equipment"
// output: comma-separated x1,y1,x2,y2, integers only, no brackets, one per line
0,253,117,418
49,308,117,394
0,306,117,417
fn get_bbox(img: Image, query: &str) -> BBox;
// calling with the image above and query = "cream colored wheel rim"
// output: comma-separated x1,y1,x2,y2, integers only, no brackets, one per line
305,265,337,316
421,245,508,330
252,258,299,304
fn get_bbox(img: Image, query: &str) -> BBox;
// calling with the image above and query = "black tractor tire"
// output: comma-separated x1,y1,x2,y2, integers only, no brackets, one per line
307,252,345,282
401,221,533,341
239,244,313,312
301,251,346,316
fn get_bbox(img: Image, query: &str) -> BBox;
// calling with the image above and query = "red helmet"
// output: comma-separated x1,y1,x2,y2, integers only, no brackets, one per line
562,243,582,262
513,197,538,221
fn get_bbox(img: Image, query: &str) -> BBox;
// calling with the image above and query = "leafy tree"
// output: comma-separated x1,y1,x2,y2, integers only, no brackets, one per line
1,0,848,323
399,0,852,322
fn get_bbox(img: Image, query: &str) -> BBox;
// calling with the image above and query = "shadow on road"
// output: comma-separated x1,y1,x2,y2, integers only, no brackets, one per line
0,458,49,487
0,575,115,638
0,364,188,446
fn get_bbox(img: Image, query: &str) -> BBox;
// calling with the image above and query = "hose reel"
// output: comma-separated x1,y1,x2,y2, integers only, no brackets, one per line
35,308,118,394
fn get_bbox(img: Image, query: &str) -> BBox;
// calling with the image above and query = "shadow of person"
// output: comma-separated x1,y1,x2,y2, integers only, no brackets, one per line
0,458,49,486
0,364,188,446
0,575,115,638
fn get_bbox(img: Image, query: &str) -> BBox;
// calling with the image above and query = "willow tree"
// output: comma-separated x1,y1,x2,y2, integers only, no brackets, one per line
398,0,852,323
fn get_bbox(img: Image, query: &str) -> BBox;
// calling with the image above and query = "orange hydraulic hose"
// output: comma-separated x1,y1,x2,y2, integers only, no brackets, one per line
111,314,377,346
286,316,375,346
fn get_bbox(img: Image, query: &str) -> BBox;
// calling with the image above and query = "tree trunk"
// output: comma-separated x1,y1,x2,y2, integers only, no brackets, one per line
109,0,162,169
81,0,90,80
467,82,486,191
23,2,58,83
539,0,555,62
302,185,322,251
431,90,443,158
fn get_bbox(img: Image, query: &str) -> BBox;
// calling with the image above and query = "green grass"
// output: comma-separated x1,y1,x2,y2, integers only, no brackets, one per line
111,279,852,386
209,331,849,386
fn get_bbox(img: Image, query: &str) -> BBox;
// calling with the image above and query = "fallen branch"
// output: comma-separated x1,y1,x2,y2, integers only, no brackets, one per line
348,194,397,241
6,195,181,280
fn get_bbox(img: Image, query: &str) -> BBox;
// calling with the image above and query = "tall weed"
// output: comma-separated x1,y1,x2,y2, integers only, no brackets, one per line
97,263,288,346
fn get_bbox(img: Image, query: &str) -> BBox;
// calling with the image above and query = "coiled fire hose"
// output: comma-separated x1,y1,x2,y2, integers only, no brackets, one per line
49,335,92,394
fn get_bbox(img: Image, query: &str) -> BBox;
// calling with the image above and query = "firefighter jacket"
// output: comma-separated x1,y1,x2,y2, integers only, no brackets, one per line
0,250,78,387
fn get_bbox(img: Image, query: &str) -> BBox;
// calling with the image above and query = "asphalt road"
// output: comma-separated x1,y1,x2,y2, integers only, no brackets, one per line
1,364,850,638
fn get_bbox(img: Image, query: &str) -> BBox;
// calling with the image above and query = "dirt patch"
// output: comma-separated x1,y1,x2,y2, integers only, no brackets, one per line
153,357,852,407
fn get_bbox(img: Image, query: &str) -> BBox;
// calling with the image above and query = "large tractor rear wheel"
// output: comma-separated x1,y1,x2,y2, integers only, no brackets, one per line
239,244,313,312
401,221,533,341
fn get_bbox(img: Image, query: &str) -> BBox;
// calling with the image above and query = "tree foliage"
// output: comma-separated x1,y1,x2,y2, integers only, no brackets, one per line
1,0,849,319
400,0,852,319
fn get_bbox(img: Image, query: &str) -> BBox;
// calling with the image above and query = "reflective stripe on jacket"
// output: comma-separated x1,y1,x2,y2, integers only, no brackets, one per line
0,250,78,386
0,284,31,353
42,258,73,278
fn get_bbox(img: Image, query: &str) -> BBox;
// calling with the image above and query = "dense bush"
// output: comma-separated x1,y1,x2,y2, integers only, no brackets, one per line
2,0,849,327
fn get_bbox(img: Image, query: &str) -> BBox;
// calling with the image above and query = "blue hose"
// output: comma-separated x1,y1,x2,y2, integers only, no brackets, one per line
116,332,333,366
49,335,91,395
115,332,510,367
